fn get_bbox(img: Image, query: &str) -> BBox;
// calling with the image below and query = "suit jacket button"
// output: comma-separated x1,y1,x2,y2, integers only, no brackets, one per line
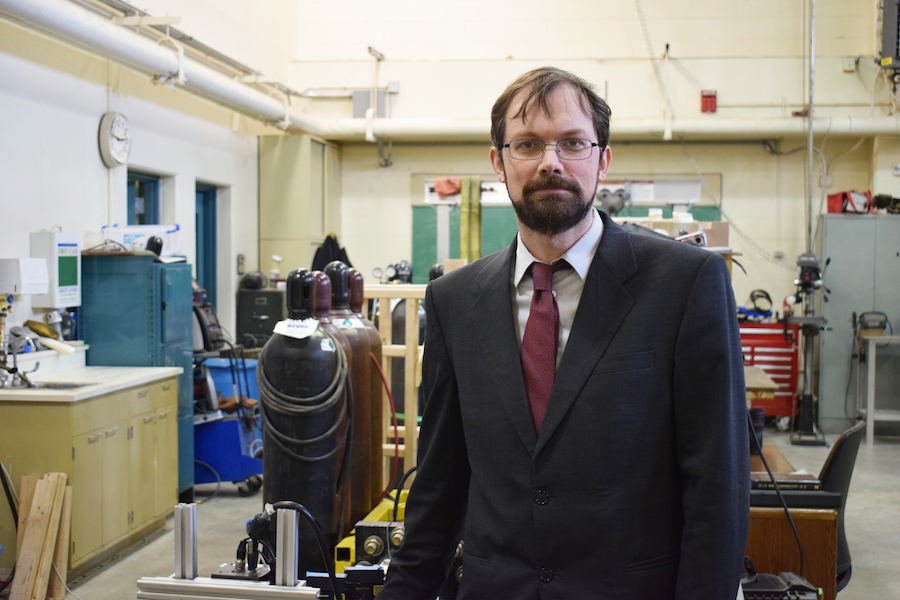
539,567,553,582
534,490,549,505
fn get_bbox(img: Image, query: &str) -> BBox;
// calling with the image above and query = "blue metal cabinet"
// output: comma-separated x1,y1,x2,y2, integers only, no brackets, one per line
79,253,195,496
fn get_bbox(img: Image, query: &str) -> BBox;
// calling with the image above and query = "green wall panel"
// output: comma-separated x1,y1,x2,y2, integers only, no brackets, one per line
411,205,721,283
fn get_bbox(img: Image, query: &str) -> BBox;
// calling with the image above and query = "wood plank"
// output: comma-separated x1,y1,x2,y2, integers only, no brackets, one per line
30,473,67,600
46,486,72,600
747,507,837,600
750,444,795,474
10,478,56,600
16,475,39,562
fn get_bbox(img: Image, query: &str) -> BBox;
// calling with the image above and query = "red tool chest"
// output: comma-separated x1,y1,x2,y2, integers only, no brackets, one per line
740,321,800,418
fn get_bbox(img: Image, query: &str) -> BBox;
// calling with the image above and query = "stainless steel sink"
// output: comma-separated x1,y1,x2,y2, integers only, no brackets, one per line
25,381,97,390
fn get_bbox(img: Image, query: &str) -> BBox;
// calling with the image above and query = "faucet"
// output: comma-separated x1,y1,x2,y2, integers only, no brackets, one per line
0,341,39,388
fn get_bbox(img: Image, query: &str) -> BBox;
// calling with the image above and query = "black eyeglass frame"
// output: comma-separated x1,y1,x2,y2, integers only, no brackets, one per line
502,139,602,161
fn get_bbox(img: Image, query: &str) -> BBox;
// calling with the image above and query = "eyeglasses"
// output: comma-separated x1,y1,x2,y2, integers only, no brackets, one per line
503,139,601,161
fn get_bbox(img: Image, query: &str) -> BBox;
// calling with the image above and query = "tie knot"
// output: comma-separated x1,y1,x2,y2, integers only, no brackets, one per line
530,260,570,291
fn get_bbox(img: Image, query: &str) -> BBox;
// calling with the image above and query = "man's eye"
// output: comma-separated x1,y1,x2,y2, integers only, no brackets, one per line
562,139,586,149
517,141,536,150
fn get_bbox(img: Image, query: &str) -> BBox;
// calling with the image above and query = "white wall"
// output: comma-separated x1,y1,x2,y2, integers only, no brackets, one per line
2,0,897,328
0,19,267,335
131,0,893,307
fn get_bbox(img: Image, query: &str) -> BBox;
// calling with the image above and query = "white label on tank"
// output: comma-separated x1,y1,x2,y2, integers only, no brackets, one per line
274,318,318,340
336,316,365,329
320,338,335,353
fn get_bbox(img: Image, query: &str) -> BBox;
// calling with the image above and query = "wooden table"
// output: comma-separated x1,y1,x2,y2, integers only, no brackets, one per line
744,365,780,409
750,444,794,474
857,334,900,445
746,445,837,600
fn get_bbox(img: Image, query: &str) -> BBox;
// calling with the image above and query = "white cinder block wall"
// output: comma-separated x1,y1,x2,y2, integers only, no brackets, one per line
1,0,894,331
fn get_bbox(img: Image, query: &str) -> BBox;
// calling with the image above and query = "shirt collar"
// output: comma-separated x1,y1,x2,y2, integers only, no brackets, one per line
514,208,605,286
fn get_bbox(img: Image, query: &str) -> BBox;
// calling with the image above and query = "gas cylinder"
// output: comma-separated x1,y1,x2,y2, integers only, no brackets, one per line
325,260,373,525
349,268,386,504
258,268,349,574
312,270,354,532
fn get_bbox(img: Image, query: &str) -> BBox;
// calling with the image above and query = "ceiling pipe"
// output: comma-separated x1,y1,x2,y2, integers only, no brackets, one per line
3,0,900,143
0,0,330,135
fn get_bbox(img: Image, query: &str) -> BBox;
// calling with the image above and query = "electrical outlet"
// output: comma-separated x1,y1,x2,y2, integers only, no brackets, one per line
842,57,857,73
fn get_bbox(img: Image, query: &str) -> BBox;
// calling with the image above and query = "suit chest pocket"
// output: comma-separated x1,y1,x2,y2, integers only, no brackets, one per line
593,349,655,375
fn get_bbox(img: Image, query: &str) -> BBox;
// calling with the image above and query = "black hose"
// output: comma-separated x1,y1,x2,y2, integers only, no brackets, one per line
0,460,17,591
256,337,350,464
393,466,418,523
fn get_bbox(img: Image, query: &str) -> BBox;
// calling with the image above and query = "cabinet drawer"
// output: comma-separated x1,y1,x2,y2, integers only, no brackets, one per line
131,378,178,416
72,392,130,436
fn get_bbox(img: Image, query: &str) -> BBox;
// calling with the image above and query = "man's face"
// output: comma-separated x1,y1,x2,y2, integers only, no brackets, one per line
490,85,611,237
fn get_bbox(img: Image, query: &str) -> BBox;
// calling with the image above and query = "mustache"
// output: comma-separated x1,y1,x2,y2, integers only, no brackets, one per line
522,175,582,196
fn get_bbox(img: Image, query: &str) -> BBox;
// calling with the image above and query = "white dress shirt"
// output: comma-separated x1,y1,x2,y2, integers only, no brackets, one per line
513,210,604,366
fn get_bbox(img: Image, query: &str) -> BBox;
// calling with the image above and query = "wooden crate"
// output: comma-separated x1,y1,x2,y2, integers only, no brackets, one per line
364,284,426,489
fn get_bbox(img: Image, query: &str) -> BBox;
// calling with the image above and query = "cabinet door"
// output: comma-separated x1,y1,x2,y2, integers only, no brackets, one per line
71,428,104,563
130,411,158,529
101,421,130,545
818,216,876,428
873,217,900,414
155,405,179,516
159,264,192,344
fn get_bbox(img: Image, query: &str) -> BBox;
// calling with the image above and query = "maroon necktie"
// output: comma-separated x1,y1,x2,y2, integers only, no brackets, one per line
521,260,570,435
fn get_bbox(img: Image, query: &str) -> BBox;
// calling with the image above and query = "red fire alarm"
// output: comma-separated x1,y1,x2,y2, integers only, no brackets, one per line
701,90,717,113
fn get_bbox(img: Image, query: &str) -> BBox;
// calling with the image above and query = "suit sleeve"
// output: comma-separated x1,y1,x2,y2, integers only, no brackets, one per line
672,253,750,599
377,282,472,599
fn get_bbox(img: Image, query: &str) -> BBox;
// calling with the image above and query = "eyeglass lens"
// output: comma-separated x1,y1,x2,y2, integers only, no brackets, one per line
508,139,594,160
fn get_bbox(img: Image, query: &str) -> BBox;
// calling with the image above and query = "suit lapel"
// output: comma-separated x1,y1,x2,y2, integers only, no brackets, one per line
470,240,538,455
535,212,638,455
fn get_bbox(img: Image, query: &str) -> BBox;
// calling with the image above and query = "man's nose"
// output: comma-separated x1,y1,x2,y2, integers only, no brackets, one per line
538,144,564,175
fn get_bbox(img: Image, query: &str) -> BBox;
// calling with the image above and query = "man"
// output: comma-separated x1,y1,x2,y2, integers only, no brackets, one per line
379,67,749,599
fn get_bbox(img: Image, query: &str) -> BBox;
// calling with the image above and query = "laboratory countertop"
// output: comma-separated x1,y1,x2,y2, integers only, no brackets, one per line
0,365,183,403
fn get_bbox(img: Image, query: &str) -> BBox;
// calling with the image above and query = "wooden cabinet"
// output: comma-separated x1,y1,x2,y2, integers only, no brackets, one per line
0,376,178,575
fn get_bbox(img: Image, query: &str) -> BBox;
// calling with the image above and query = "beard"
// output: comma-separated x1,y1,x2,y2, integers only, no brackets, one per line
510,173,596,236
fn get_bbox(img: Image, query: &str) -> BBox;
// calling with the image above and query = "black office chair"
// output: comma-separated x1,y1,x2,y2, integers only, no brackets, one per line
818,420,865,593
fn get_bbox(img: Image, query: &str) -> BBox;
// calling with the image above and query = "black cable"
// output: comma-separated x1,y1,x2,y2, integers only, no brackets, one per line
194,460,222,503
747,410,805,576
0,462,17,591
0,459,17,591
1,459,18,527
271,501,344,600
393,466,418,523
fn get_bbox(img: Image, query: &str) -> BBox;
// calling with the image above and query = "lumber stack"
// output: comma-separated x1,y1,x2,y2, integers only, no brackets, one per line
10,473,72,600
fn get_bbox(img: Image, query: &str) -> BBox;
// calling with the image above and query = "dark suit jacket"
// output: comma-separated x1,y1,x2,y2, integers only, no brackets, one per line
380,211,750,599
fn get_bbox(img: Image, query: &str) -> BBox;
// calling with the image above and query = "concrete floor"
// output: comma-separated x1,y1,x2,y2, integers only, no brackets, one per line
5,427,897,599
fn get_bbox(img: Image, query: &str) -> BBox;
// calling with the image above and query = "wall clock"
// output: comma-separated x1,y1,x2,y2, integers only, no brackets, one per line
98,111,132,168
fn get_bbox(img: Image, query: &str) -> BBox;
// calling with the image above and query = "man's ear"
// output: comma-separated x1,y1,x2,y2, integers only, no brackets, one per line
597,146,612,183
490,146,506,183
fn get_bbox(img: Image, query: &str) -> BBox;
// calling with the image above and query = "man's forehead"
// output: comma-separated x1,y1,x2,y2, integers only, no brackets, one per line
506,84,590,125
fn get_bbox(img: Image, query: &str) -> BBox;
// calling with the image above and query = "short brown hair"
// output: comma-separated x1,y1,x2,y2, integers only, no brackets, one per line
490,67,611,152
